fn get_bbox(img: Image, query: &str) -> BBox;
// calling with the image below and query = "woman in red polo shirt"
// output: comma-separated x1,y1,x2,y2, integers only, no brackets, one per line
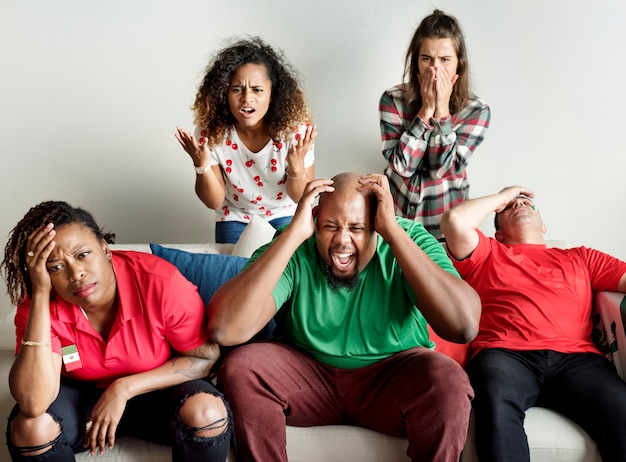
1,201,231,462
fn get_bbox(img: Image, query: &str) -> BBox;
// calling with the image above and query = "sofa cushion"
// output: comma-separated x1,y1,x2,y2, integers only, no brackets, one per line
149,244,275,354
150,244,248,303
231,215,277,258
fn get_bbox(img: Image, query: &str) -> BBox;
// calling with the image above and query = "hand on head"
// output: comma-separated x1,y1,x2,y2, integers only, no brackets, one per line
495,186,535,212
289,178,335,239
24,223,56,295
357,174,397,235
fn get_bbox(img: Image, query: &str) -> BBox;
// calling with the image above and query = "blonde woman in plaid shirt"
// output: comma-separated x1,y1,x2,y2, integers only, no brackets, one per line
379,9,491,240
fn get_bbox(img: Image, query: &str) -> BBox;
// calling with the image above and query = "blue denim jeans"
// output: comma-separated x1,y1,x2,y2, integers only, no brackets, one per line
467,348,626,462
7,378,231,462
215,216,291,244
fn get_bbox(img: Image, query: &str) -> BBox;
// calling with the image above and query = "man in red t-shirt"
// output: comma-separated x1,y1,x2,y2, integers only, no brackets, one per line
440,185,626,462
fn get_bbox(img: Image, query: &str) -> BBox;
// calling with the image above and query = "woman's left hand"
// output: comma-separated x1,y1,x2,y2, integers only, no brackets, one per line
83,381,129,455
433,66,458,118
286,124,316,175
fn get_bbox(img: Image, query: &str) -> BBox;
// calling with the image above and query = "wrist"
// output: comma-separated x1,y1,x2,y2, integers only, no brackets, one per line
195,164,210,175
286,166,306,181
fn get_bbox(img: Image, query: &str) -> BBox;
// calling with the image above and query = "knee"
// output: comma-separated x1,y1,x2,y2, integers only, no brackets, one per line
179,392,230,438
9,412,61,456
428,353,472,394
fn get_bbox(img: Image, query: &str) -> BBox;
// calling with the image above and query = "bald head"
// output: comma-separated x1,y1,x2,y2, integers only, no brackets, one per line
319,173,374,208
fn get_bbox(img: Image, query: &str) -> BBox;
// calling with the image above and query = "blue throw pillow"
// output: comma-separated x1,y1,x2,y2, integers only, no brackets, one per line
150,244,249,304
149,244,275,353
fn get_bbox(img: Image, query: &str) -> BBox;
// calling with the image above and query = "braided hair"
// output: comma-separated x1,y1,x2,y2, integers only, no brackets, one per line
192,36,312,148
1,201,115,305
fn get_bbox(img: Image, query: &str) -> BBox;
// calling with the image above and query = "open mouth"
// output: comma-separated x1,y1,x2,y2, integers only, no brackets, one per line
330,250,355,272
241,107,255,114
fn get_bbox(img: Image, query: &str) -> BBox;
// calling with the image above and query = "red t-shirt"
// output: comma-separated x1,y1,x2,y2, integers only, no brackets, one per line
453,231,626,358
15,251,208,387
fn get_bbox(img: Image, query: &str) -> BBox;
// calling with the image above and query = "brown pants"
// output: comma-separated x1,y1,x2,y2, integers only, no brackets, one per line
219,342,473,462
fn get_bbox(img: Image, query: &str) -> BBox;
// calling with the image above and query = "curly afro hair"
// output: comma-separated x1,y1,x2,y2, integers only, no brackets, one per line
192,36,312,148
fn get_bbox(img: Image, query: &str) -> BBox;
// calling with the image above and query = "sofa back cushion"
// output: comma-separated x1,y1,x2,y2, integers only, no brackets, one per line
149,244,276,354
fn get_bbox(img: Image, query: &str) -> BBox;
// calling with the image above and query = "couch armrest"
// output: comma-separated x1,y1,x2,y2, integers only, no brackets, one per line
592,291,626,380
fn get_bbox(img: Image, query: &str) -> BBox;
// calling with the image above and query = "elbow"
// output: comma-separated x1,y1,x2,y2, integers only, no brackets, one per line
458,323,479,344
207,306,254,347
13,396,52,418
447,289,482,344
209,324,253,347
439,209,456,237
459,291,482,343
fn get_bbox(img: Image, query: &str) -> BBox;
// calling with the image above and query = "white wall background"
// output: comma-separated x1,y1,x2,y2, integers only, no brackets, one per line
1,0,625,319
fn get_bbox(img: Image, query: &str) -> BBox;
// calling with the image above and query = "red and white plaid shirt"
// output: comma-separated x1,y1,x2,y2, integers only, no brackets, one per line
379,83,490,240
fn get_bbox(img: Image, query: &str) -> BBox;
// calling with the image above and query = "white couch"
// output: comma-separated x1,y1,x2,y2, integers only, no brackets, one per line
1,224,623,461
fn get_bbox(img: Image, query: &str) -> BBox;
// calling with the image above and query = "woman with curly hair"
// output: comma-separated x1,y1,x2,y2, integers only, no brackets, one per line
1,201,231,461
379,9,491,241
176,36,316,243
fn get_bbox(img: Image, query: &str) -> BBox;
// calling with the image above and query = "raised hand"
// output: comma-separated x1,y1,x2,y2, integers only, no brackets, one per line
286,124,317,177
175,126,210,169
289,178,334,241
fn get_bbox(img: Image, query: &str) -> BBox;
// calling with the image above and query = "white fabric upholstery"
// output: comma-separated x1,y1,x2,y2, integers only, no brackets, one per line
0,241,606,462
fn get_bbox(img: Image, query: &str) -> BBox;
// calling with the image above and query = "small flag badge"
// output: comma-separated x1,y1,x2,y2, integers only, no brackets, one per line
61,344,83,372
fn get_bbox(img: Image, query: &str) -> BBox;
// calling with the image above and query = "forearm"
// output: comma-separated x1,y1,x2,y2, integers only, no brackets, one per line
381,119,431,177
426,102,491,175
285,165,314,202
442,192,504,234
209,227,304,345
385,225,480,343
108,355,214,402
9,294,61,415
194,167,226,209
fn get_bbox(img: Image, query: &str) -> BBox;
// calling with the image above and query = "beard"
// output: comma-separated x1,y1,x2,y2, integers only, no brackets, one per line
324,262,360,291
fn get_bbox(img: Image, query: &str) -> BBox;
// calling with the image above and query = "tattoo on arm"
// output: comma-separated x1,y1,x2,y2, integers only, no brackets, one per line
171,356,213,379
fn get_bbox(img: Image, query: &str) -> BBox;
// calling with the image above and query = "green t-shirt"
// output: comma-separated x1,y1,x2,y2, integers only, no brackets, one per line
248,217,460,369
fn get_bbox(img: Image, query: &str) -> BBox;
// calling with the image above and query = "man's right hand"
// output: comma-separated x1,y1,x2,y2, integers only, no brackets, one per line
495,186,535,212
288,178,335,241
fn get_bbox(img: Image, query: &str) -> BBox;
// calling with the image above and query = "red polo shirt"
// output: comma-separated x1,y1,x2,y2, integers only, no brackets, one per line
15,251,208,387
452,231,626,358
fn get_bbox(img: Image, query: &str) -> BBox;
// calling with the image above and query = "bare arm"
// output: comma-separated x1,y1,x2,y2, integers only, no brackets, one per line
358,174,480,343
441,185,534,260
85,342,219,455
208,178,335,346
9,224,62,416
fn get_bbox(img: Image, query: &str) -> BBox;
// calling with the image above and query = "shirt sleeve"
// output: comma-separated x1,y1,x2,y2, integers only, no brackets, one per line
379,89,491,179
571,246,626,292
159,270,210,353
449,230,491,277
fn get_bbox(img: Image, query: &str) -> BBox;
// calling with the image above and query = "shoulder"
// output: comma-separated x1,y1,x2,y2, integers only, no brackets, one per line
462,95,490,113
381,84,407,102
111,251,181,280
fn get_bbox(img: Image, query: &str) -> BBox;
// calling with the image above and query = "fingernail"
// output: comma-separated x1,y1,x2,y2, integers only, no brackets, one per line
199,137,205,144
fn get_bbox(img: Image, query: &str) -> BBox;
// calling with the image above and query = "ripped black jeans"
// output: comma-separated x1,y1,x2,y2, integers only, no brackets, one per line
6,377,232,462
